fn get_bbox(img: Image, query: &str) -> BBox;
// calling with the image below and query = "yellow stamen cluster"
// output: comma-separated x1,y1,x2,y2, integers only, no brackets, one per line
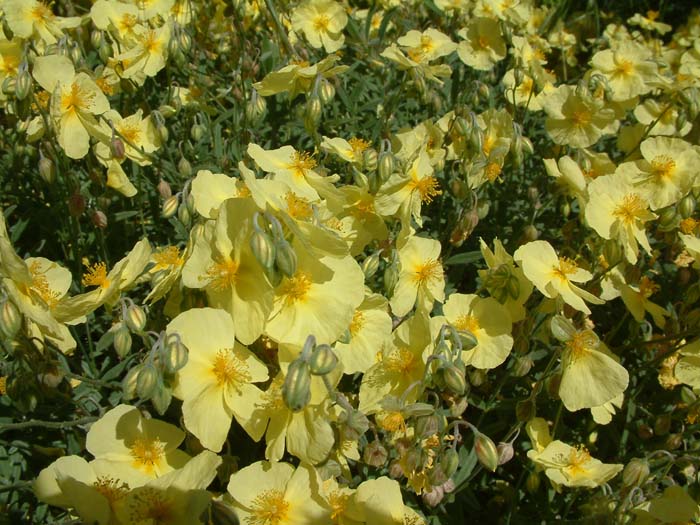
129,438,164,473
385,348,416,375
289,151,317,178
565,330,598,361
566,446,591,474
650,155,675,180
28,261,60,307
455,314,480,334
349,310,365,336
82,261,111,289
313,15,330,32
612,193,646,224
151,246,183,272
638,276,659,298
61,82,95,114
249,490,290,525
204,258,239,291
280,272,313,305
551,257,578,281
412,259,442,286
570,108,592,126
329,491,350,522
93,476,130,505
408,174,442,204
129,487,174,523
348,137,370,157
285,192,313,220
212,349,251,389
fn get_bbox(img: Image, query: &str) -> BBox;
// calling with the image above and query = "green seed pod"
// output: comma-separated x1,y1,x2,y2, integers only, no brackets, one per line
125,305,147,333
275,239,297,278
178,156,192,178
162,195,179,218
622,458,649,488
163,335,188,374
378,152,395,181
190,122,206,142
441,448,460,478
250,229,276,269
136,362,160,399
308,344,338,376
0,299,22,339
122,364,142,400
113,324,132,358
678,193,697,219
283,359,312,412
474,431,499,472
361,253,380,280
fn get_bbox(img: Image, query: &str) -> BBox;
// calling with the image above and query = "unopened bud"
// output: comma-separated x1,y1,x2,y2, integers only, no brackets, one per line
122,365,142,400
384,263,398,296
90,210,107,229
125,305,146,332
654,413,671,436
275,240,297,278
38,155,55,184
113,324,132,358
245,92,267,123
678,193,697,219
157,179,172,199
319,79,335,104
361,253,380,279
441,361,467,396
0,300,22,339
162,195,179,218
14,64,32,101
308,344,338,375
362,148,378,172
111,137,126,160
190,122,206,142
305,95,322,131
250,230,276,269
474,431,499,472
523,224,539,241
163,334,189,374
68,192,86,217
622,458,649,488
282,359,311,412
341,409,369,441
150,381,172,415
378,152,395,181
177,204,191,226
415,414,440,438
458,330,478,350
136,362,160,399
178,157,192,178
657,206,678,230
512,355,533,377
441,448,460,478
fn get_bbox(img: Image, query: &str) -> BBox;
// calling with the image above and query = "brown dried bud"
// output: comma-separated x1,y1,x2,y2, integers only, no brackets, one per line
363,440,388,467
91,210,108,229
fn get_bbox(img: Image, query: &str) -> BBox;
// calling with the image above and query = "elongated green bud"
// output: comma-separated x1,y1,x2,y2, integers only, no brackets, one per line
0,299,21,339
361,253,380,279
441,448,460,478
125,304,147,332
474,431,499,472
122,365,142,400
163,334,188,374
362,148,378,171
679,193,696,219
113,324,132,358
151,381,173,415
441,361,467,396
250,229,276,269
14,64,32,101
319,79,335,104
136,362,160,399
309,344,338,375
377,152,395,181
282,360,311,412
622,458,649,488
275,239,297,278
162,195,179,218
38,155,55,184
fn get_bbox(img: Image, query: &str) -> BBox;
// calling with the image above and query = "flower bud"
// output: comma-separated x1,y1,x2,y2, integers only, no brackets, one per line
111,137,126,160
474,431,499,472
361,253,380,279
308,344,338,375
157,179,172,199
497,441,514,465
275,239,297,278
679,193,697,219
458,330,478,350
441,361,467,396
282,359,311,412
0,300,22,339
250,229,276,269
319,79,335,104
441,448,460,478
384,263,398,296
122,364,142,400
91,210,108,229
622,458,649,488
68,192,86,217
341,409,369,441
190,122,206,142
246,92,267,123
210,499,241,525
14,64,32,101
177,204,191,226
378,152,395,181
113,324,132,358
664,433,682,450
178,31,192,54
151,381,173,415
512,355,533,377
38,154,55,184
362,148,378,171
363,440,388,467
125,305,147,332
136,362,160,399
506,275,521,300
415,414,440,438
178,156,192,178
657,206,678,230
304,95,322,131
163,334,189,374
654,413,671,436
523,224,539,242
162,195,179,218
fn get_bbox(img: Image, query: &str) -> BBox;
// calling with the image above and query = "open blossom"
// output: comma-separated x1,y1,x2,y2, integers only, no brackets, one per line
514,240,604,314
390,235,445,317
291,0,348,53
4,0,80,45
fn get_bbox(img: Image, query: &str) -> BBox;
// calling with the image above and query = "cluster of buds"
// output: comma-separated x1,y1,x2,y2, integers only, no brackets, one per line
162,178,195,226
429,324,476,396
122,329,188,414
282,335,338,412
249,211,300,286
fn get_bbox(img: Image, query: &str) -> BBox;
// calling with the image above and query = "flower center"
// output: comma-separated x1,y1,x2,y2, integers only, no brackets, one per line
348,137,370,158
551,257,578,282
284,192,313,220
31,3,53,23
650,155,675,180
280,272,312,305
565,330,597,361
329,491,350,521
349,310,365,336
117,121,141,144
612,193,646,224
378,410,406,433
412,259,442,286
638,276,659,298
212,349,251,389
408,174,442,204
288,151,317,179
93,476,130,505
614,59,634,76
118,13,138,33
130,487,174,523
485,162,502,183
152,246,183,272
249,490,290,525
130,438,164,474
570,108,591,126
566,446,591,475
313,14,330,32
61,82,95,114
82,261,111,289
455,314,480,334
143,30,162,54
204,257,239,291
28,261,60,307
385,348,416,375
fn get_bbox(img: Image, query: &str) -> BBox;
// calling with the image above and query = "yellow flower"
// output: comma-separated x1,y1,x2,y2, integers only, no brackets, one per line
551,315,629,412
168,308,268,452
590,42,658,101
542,85,616,149
390,235,445,317
254,55,349,99
397,29,457,64
32,55,111,159
291,0,348,53
90,0,141,42
116,23,171,80
181,198,273,344
442,293,513,370
323,476,405,525
513,240,603,314
227,461,330,525
632,485,700,524
456,18,507,71
0,39,22,102
86,404,190,486
4,0,80,45
265,243,364,346
585,173,656,264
